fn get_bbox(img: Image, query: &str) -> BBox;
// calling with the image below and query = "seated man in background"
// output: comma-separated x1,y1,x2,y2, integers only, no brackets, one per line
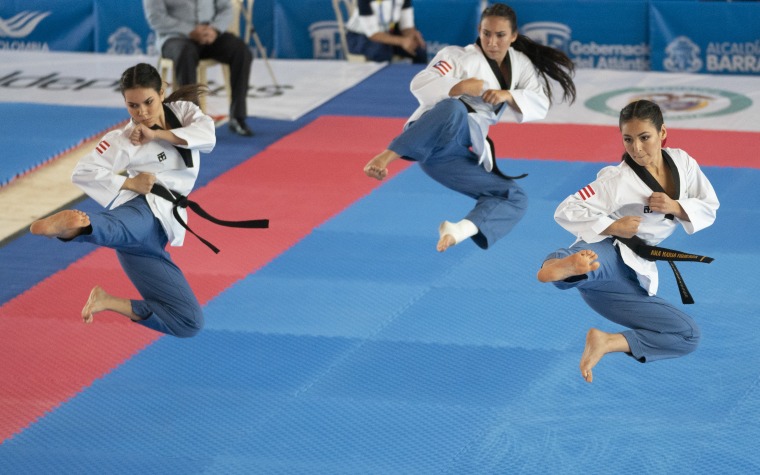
345,0,427,63
144,0,255,137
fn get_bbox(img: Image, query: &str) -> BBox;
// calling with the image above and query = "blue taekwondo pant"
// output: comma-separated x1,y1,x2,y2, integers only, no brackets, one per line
388,98,528,249
74,195,203,337
544,238,700,362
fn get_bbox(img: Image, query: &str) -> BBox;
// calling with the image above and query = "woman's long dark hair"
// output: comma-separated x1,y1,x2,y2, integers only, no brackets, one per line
482,3,576,104
119,62,207,105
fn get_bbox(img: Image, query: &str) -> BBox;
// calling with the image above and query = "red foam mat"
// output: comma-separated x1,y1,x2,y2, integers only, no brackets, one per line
0,116,411,442
1,116,757,442
489,122,759,168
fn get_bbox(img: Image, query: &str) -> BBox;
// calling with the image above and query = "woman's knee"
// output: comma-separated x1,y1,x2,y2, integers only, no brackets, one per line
509,186,529,211
491,185,528,219
174,310,204,338
177,305,205,338
151,299,204,338
679,321,701,355
434,98,468,120
175,325,202,338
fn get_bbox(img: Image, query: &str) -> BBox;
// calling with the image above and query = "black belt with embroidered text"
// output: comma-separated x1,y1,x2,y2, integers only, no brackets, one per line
615,235,713,304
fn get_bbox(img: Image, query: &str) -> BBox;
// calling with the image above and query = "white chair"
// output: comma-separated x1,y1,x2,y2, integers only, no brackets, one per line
158,0,248,113
332,0,367,62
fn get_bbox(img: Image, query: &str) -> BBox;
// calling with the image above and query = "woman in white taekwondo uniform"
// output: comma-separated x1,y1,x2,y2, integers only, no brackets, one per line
363,3,576,252
30,63,216,338
537,100,719,383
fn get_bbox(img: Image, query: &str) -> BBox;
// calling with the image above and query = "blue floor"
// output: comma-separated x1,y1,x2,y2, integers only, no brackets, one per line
2,64,760,474
0,103,128,186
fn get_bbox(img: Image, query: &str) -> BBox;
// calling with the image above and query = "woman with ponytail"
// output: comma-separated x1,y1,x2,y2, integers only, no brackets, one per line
364,3,575,252
30,63,216,337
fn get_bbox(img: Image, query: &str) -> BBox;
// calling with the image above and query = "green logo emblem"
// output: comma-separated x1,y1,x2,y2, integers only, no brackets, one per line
586,87,752,120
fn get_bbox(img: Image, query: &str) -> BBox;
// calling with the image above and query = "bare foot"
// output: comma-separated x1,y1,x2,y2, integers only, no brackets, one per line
81,285,141,324
30,210,89,239
82,285,107,324
579,328,607,383
436,220,477,252
579,328,630,383
437,221,458,252
437,234,456,252
537,250,600,283
363,150,399,180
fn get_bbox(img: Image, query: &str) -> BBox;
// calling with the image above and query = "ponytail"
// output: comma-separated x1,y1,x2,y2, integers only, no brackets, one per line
164,84,209,106
511,35,576,104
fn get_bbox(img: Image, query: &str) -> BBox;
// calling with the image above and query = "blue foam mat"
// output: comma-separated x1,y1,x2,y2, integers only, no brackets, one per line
0,104,128,186
3,61,760,473
0,115,307,304
2,160,759,474
0,61,416,298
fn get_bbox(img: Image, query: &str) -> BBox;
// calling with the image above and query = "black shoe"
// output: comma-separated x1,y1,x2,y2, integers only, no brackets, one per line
229,118,254,137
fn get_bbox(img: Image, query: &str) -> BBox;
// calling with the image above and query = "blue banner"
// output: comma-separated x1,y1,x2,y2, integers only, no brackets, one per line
274,0,331,59
0,0,94,52
650,0,760,75
508,0,650,71
414,0,481,56
4,0,758,77
94,0,154,55
252,0,275,58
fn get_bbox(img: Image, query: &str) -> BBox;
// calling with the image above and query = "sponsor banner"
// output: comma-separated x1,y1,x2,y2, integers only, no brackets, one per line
0,0,93,52
5,0,758,82
509,0,650,71
500,69,760,132
650,1,760,75
1,0,277,57
0,50,384,121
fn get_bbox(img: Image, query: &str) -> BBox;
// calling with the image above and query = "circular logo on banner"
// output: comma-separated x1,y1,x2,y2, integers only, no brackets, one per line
663,36,702,73
586,87,752,120
522,22,572,54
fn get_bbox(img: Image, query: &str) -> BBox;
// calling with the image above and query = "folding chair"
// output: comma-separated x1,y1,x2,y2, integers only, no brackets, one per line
332,0,368,62
157,0,244,113
245,0,283,92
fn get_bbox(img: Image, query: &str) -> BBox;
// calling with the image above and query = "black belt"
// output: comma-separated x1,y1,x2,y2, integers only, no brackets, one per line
151,184,269,254
615,235,713,305
459,98,527,180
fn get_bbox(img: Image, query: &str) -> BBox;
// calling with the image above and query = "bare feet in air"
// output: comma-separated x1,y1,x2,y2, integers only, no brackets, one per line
436,220,477,253
363,150,400,180
437,234,456,252
580,328,606,383
537,249,600,283
437,222,457,252
30,210,89,239
81,285,142,324
82,285,108,324
579,328,630,383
